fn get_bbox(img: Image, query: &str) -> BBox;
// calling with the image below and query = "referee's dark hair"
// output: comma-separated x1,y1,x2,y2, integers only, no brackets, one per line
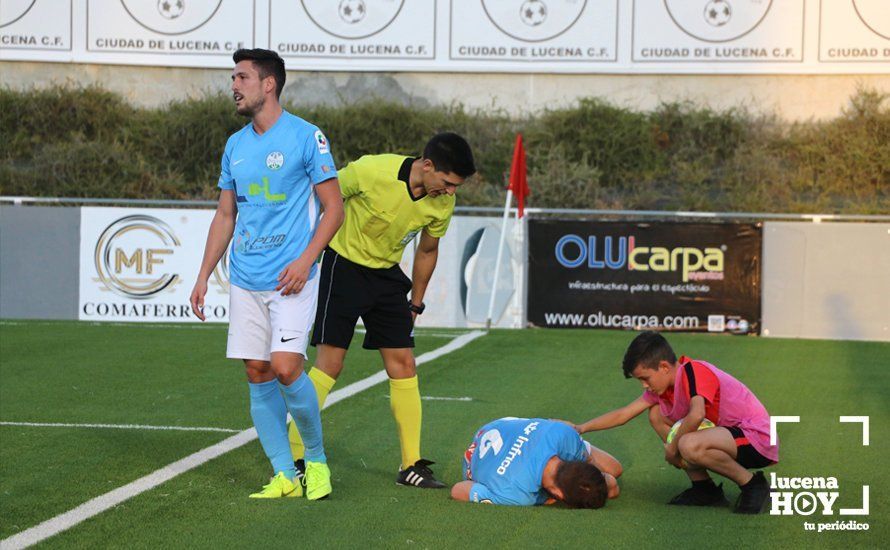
621,331,677,379
423,133,476,178
233,48,286,99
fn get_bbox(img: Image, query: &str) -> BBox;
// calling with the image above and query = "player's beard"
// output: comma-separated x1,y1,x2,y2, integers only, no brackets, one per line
236,95,265,117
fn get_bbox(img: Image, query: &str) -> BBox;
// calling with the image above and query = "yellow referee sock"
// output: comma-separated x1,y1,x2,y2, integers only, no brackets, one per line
288,367,337,461
389,375,422,470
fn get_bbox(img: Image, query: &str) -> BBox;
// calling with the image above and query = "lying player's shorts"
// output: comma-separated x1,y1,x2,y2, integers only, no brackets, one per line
311,247,414,350
226,275,319,361
727,426,775,469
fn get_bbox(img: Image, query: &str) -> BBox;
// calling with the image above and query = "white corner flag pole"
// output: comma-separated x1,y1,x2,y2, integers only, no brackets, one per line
486,188,513,330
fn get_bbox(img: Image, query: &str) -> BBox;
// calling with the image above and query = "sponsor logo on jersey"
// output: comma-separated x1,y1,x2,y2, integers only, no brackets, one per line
315,130,330,154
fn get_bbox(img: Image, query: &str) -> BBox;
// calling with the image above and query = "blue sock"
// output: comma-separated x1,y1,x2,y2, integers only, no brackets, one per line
248,380,296,480
279,374,326,463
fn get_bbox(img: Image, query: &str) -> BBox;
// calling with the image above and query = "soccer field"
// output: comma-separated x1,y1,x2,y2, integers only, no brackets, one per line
1,321,887,549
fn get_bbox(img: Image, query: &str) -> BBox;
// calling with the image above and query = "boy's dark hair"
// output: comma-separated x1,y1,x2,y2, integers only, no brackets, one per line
622,331,677,379
232,49,286,99
422,133,476,178
555,461,608,509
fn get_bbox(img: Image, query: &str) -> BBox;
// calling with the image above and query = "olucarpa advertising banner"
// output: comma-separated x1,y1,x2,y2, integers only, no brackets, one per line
528,220,761,334
79,207,229,322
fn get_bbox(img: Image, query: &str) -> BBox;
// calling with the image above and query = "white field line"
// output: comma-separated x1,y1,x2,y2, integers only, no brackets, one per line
1,330,487,550
380,396,474,402
0,422,240,433
422,396,474,401
321,330,485,408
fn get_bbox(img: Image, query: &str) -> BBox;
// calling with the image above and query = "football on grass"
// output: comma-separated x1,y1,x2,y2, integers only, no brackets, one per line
666,418,716,444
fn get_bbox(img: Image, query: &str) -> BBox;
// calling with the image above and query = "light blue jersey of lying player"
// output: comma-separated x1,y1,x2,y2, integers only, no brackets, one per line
218,110,337,291
463,418,589,505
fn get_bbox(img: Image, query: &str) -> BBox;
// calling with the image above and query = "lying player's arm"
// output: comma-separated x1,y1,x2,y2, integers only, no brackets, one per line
575,396,652,434
585,444,623,479
664,395,706,467
584,444,621,499
410,230,439,315
190,190,237,321
276,178,344,295
451,481,501,504
604,473,620,499
451,481,473,502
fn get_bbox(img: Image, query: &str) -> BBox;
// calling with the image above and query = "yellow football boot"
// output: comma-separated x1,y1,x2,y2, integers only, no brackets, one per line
249,472,301,498
304,461,332,501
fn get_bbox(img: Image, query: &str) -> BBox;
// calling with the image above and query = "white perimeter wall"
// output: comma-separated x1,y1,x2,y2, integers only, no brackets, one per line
2,61,888,120
3,206,888,341
762,222,890,342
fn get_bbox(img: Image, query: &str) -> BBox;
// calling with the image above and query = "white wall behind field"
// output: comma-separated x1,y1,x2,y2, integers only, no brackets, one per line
762,222,890,342
2,61,888,120
3,205,888,341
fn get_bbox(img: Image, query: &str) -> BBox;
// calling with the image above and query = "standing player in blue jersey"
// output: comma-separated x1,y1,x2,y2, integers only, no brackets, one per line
189,49,344,500
451,418,622,507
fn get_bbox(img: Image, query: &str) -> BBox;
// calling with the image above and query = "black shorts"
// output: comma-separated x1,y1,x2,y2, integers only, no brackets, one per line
727,426,775,469
310,248,414,350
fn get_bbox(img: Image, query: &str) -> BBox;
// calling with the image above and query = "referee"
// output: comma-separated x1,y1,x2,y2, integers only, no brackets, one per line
288,133,476,488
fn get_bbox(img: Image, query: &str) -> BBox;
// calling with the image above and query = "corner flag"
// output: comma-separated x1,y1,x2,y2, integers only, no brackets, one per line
486,133,529,329
507,133,529,218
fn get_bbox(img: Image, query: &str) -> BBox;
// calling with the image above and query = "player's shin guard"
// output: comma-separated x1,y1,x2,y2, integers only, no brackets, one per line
280,374,326,463
248,379,295,480
288,367,336,460
389,375,422,469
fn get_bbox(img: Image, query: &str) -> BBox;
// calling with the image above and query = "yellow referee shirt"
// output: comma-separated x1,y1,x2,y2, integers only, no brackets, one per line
329,154,454,269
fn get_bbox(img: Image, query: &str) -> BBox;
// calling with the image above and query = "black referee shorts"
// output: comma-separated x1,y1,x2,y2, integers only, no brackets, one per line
311,248,415,350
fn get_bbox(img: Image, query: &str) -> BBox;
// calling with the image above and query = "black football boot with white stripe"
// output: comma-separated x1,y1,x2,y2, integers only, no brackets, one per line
294,459,305,485
396,459,446,489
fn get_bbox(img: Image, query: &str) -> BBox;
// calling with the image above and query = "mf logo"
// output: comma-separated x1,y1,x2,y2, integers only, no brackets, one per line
479,429,503,458
93,215,180,299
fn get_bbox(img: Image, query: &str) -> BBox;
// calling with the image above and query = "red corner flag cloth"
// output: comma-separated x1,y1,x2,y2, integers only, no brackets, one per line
507,133,530,218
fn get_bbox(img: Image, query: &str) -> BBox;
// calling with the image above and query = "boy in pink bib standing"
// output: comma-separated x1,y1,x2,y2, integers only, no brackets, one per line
571,331,777,514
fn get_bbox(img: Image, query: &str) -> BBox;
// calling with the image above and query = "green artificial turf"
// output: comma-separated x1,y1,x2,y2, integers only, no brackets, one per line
1,322,887,548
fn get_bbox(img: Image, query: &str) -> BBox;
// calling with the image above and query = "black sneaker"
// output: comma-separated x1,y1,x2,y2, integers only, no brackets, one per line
396,459,446,489
734,471,770,514
294,459,306,485
668,481,729,506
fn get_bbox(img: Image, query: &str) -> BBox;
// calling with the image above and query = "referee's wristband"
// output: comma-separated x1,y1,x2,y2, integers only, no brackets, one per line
408,301,426,315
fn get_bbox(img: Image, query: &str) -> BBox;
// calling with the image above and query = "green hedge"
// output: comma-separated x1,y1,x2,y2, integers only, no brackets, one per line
1,85,887,213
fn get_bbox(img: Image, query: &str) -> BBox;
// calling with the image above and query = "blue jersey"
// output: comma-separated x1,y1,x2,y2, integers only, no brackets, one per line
218,111,337,291
464,418,589,506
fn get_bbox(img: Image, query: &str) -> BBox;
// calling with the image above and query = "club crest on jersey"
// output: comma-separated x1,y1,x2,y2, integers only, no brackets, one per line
315,130,330,154
266,151,284,170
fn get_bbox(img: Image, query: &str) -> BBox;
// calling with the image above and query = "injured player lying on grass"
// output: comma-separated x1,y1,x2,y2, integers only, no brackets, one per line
451,417,621,507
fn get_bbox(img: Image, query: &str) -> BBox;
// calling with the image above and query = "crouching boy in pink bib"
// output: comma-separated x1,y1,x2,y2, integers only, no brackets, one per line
571,331,778,514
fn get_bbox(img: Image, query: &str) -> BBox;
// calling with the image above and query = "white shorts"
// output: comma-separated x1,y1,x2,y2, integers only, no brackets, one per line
226,275,319,361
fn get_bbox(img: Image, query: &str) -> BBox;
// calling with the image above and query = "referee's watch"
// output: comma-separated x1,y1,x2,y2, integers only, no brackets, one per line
408,301,426,315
